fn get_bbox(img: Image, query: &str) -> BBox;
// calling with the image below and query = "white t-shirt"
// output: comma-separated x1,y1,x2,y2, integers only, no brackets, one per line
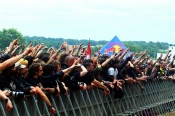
108,67,114,76
108,67,118,79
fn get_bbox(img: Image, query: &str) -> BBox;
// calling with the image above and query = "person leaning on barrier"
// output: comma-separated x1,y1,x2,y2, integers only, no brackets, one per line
0,44,33,100
61,55,87,90
0,39,32,111
40,63,61,96
158,61,169,80
48,60,79,95
12,59,37,95
41,61,77,96
150,63,161,80
61,56,89,91
0,57,25,100
166,54,175,76
82,59,110,95
124,60,146,91
25,63,56,115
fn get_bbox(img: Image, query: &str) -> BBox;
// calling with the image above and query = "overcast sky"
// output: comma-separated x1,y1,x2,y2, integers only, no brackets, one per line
0,0,175,44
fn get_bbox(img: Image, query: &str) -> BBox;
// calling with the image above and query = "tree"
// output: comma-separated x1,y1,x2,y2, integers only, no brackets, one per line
0,28,26,50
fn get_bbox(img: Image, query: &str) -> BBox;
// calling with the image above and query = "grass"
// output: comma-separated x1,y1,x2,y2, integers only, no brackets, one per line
164,112,175,116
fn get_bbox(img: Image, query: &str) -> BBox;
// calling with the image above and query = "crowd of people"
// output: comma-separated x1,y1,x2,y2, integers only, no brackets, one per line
0,38,175,115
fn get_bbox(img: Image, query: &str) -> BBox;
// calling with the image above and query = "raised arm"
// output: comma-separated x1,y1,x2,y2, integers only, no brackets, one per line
119,48,130,60
73,43,83,56
163,50,171,62
0,44,32,71
48,44,65,63
134,50,148,65
101,54,115,68
5,38,18,54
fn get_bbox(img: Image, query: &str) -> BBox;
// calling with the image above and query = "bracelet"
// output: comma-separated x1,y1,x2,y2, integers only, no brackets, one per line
22,53,25,58
5,98,10,104
48,106,53,109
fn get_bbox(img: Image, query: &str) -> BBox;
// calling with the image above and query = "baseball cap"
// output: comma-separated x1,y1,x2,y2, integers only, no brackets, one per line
155,63,160,67
15,62,26,69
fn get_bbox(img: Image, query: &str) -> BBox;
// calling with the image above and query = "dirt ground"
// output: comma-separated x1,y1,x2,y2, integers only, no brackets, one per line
164,112,175,116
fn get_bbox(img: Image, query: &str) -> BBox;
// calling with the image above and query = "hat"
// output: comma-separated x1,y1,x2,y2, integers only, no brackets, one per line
15,62,26,69
18,58,28,65
155,63,160,67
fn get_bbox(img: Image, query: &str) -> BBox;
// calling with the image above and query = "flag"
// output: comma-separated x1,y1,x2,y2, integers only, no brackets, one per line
86,38,91,59
100,36,128,56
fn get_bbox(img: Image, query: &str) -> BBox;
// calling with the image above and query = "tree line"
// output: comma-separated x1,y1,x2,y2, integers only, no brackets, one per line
0,28,173,58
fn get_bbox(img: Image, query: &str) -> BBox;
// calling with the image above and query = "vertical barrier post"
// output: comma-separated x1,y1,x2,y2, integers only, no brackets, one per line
32,95,42,116
11,99,20,116
0,101,6,116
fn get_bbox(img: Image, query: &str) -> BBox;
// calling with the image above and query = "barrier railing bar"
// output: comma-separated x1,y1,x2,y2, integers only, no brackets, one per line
91,89,103,116
66,94,76,116
97,89,108,116
43,100,50,116
11,99,20,116
59,95,68,116
79,91,90,116
50,95,60,116
22,100,30,116
72,92,83,116
32,95,42,116
104,95,114,116
108,93,118,115
85,90,96,116
0,101,6,116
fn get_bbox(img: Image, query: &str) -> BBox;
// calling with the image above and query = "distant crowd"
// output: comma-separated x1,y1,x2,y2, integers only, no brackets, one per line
0,38,175,114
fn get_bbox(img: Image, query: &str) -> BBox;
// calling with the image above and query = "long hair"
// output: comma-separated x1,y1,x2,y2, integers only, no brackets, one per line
42,64,54,76
48,60,61,73
28,63,41,78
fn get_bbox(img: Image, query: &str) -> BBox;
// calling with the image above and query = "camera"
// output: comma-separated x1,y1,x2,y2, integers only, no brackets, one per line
9,91,24,99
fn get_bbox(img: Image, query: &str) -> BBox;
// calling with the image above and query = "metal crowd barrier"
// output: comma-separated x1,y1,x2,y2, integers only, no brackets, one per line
1,80,175,116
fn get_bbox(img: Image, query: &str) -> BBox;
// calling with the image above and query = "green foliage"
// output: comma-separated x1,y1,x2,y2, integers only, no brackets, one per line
25,36,108,49
0,28,25,50
0,28,170,58
123,41,169,58
25,36,169,58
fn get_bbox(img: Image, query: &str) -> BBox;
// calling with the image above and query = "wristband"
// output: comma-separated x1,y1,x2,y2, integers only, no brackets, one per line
48,106,53,109
22,53,25,58
5,98,10,104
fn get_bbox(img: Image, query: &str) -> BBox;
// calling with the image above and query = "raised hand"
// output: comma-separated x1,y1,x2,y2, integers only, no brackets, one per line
23,43,33,56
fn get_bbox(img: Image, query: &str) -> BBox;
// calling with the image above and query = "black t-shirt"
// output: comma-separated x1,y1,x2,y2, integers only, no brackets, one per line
146,68,152,76
0,74,12,90
25,77,41,87
126,67,137,79
12,75,31,91
74,72,94,85
41,71,64,88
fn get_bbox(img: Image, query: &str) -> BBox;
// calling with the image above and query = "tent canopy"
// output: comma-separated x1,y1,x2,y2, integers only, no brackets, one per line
100,36,128,56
